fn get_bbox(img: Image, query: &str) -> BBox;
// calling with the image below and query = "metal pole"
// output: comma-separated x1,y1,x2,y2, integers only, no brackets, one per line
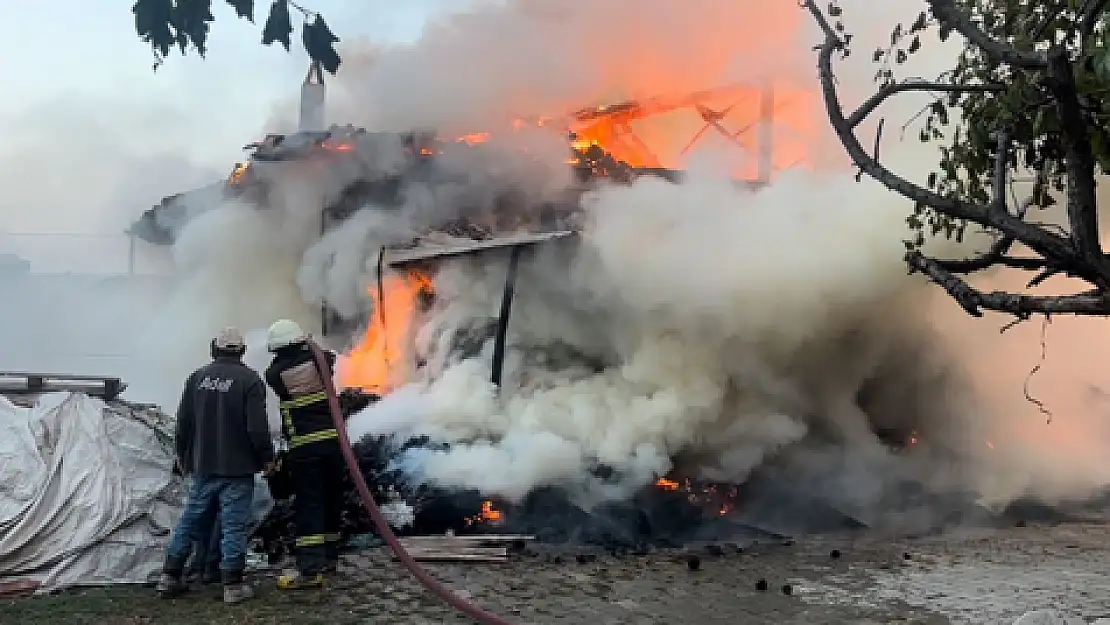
490,245,523,387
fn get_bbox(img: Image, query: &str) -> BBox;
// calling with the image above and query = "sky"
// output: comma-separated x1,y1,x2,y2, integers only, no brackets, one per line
0,0,462,273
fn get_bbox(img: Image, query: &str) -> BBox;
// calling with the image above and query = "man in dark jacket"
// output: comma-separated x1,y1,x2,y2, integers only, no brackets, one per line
157,327,275,604
263,318,345,590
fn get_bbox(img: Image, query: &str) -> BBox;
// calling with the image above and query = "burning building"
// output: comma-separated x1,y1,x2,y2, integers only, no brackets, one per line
129,54,1001,549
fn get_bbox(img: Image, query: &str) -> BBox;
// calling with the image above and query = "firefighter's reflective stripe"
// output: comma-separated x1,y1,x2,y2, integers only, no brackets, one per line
324,533,342,542
281,391,328,409
295,534,327,547
280,391,329,442
289,428,338,448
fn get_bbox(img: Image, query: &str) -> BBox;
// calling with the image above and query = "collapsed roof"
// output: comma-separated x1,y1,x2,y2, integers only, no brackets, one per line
128,125,683,249
128,84,786,249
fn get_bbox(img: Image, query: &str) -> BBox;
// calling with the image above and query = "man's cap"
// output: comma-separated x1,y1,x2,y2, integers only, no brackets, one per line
214,327,246,350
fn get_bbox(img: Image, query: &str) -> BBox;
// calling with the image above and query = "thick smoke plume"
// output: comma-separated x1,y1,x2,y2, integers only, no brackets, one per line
349,169,968,512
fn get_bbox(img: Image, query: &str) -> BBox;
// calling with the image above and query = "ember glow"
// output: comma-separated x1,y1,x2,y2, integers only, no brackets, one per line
465,500,505,526
338,270,434,393
651,476,741,518
655,477,680,490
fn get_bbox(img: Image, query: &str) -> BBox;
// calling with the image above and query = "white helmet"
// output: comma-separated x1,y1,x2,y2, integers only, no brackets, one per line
266,319,307,352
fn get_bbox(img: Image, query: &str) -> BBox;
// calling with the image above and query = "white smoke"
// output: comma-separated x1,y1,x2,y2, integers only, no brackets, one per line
346,164,973,509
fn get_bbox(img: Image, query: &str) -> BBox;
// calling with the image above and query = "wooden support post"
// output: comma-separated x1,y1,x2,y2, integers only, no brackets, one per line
490,244,523,387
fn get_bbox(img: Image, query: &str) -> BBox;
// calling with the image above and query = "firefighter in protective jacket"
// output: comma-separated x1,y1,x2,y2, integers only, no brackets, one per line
263,319,345,589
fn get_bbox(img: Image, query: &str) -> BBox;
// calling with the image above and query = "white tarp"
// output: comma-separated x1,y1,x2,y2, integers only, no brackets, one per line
0,392,184,591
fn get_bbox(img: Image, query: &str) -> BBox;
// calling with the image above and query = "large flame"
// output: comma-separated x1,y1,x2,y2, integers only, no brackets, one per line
337,270,434,393
433,81,819,179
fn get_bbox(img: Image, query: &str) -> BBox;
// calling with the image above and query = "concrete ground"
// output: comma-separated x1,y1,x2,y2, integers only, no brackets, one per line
4,518,1110,624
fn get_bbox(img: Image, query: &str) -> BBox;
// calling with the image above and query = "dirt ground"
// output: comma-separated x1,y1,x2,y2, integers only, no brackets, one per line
5,517,1110,625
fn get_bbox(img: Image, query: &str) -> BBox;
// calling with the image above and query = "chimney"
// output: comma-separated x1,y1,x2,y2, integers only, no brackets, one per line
299,61,326,132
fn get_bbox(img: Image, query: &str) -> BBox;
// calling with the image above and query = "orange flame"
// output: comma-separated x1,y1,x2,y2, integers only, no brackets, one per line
464,500,505,526
655,477,680,490
337,270,433,393
227,162,250,185
478,500,503,522
654,476,739,517
457,132,491,145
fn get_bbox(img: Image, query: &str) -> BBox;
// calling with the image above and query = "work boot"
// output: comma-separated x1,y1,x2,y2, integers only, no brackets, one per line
277,570,325,590
156,573,188,598
223,583,255,604
221,570,255,604
185,567,220,585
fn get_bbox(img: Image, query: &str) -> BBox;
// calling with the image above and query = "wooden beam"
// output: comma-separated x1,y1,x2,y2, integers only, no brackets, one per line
385,231,575,268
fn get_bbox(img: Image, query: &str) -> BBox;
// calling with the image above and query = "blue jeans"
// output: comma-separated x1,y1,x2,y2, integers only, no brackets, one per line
189,515,221,578
165,475,255,574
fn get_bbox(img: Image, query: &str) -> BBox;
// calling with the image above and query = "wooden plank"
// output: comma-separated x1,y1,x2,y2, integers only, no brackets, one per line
404,546,508,555
385,231,575,267
401,534,535,542
400,540,519,550
0,580,40,598
396,553,508,563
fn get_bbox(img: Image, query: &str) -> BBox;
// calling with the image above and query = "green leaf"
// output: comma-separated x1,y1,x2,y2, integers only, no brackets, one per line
226,0,254,22
262,0,292,50
133,0,175,58
302,14,342,74
173,0,215,57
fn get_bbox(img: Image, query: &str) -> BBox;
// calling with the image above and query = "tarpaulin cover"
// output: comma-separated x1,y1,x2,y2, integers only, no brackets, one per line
0,392,183,591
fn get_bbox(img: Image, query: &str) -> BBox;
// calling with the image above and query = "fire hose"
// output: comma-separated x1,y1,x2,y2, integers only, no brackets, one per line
308,340,517,625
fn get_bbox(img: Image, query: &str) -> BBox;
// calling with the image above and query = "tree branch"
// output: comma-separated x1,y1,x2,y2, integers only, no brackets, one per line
847,81,1004,129
1045,47,1104,271
907,250,1110,316
990,129,1011,210
933,168,1049,273
926,0,1048,69
803,0,1075,264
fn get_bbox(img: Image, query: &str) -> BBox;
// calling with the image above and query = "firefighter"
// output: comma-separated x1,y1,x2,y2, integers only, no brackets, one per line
263,319,345,589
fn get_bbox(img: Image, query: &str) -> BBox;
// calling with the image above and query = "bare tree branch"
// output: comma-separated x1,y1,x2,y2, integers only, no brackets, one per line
906,251,1110,316
926,0,1048,69
990,129,1012,210
805,0,1110,318
847,82,1004,128
933,168,1052,274
803,0,1076,264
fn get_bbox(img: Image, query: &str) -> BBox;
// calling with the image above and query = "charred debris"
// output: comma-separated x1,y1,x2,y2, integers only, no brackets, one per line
129,125,685,251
